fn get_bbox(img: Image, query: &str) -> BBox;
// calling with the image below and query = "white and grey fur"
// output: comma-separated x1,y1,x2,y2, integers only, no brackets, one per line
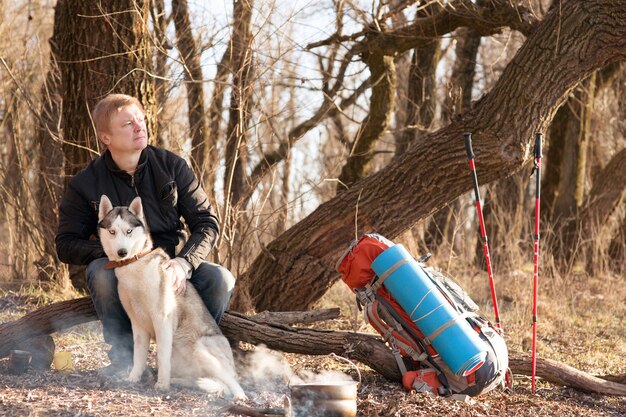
97,195,246,399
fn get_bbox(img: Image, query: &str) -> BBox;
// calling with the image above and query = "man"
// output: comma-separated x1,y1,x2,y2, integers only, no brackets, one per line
55,93,234,375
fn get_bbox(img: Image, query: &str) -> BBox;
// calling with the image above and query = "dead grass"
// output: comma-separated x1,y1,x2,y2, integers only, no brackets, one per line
1,264,625,416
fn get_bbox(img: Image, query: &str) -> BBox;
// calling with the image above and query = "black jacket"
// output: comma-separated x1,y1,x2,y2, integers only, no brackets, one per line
55,146,219,269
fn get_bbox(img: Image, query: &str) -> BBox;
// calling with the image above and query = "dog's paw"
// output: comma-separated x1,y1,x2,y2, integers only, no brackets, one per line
154,380,170,391
196,378,225,396
232,391,248,401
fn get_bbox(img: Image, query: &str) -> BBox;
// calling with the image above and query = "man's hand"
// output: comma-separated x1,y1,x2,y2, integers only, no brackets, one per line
162,259,187,295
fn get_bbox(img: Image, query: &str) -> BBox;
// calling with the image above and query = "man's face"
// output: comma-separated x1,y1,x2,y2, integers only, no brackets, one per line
100,103,148,155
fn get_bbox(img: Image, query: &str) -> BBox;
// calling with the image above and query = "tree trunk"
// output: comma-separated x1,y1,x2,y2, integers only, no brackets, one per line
442,27,482,121
1,298,625,396
0,86,31,280
580,149,626,273
608,215,626,274
205,44,232,196
56,0,157,180
544,77,595,224
336,53,396,190
223,0,254,208
579,149,626,236
232,0,626,312
426,26,481,253
389,0,411,152
395,38,441,156
151,0,171,148
35,12,67,286
544,63,623,270
172,0,209,176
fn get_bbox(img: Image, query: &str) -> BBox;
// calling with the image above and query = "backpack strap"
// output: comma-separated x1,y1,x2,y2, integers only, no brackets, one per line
423,312,471,345
370,258,410,293
365,300,428,363
375,294,452,389
356,286,453,392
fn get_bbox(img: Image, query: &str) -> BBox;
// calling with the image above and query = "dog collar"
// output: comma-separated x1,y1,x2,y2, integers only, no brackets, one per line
104,249,155,270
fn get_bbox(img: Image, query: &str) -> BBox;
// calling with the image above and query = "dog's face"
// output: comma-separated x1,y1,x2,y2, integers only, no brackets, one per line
97,195,150,261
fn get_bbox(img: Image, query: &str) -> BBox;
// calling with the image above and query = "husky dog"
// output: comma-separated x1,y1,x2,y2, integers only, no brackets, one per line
97,195,246,399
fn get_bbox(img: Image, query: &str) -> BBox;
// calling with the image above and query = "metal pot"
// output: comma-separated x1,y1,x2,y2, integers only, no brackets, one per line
290,380,358,417
8,350,31,375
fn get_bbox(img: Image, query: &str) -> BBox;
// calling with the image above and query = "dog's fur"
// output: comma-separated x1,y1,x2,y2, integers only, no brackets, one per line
97,195,246,399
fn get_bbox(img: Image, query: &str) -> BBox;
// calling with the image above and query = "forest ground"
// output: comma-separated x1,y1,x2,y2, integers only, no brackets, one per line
0,261,624,416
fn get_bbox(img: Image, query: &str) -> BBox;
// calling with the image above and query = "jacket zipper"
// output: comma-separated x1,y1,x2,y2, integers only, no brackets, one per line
131,174,139,196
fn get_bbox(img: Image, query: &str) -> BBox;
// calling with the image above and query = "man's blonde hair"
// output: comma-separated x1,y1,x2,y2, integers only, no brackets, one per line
93,94,145,135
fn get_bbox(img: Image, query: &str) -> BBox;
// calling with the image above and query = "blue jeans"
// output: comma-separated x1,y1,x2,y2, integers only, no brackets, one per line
85,258,236,364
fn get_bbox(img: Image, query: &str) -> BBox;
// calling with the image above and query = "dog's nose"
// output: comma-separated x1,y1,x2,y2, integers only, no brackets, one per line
117,249,128,258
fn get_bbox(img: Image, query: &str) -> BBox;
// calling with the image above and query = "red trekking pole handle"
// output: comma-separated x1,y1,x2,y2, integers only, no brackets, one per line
464,133,501,330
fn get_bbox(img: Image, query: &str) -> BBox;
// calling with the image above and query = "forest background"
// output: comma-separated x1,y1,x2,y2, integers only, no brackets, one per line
0,1,624,415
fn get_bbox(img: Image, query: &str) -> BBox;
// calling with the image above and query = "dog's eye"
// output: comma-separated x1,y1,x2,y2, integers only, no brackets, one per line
108,229,116,235
126,229,133,235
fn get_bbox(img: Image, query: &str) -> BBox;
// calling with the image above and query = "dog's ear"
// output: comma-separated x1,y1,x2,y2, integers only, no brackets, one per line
128,196,144,219
98,195,113,221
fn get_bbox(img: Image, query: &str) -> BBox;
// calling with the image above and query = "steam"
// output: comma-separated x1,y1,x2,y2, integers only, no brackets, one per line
290,368,355,385
243,345,293,390
241,345,356,393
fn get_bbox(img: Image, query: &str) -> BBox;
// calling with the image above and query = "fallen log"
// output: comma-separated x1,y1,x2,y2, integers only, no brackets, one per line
0,297,97,357
249,308,341,325
0,298,338,357
1,297,624,396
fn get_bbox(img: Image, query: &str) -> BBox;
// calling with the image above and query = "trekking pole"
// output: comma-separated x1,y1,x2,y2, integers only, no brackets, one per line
531,133,543,393
464,133,502,331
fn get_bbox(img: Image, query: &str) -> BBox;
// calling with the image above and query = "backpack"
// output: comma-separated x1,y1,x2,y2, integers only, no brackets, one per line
336,234,510,397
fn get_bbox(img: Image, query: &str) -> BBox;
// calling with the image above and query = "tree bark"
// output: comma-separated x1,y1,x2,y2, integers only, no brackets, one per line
223,0,254,208
0,85,31,280
543,66,624,272
580,149,626,273
35,11,66,286
442,27,482,121
336,53,396,190
608,215,626,274
426,26,481,253
205,44,232,195
544,76,595,224
151,0,171,148
248,308,340,326
579,149,626,236
232,0,626,312
396,38,441,156
359,0,536,56
1,298,624,396
56,0,157,180
172,0,209,175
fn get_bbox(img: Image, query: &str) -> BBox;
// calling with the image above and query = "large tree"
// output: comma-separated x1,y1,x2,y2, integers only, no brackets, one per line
56,0,156,179
232,0,626,312
172,0,209,175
